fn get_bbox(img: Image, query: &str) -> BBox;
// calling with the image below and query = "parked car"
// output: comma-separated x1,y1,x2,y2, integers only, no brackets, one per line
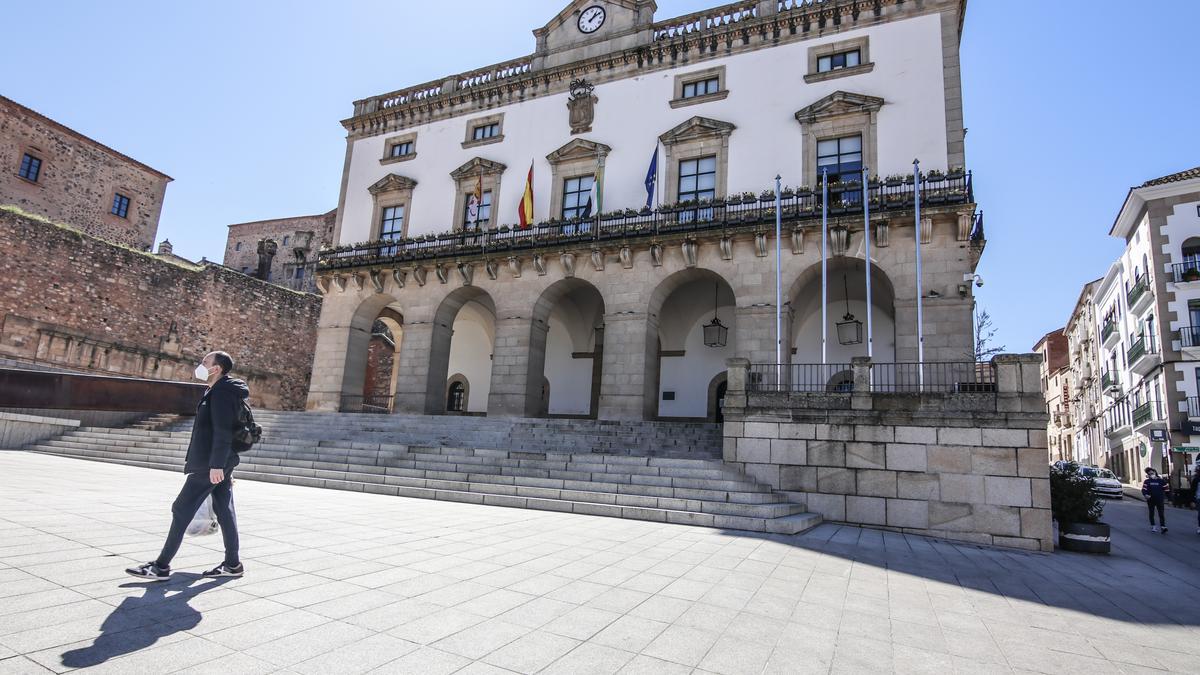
1079,466,1124,499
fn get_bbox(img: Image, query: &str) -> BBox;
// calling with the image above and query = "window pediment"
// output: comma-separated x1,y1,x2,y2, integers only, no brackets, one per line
450,157,507,180
368,173,418,195
546,138,612,164
659,116,736,146
794,91,885,124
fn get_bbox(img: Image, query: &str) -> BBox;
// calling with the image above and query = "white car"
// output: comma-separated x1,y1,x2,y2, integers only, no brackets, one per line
1079,466,1124,499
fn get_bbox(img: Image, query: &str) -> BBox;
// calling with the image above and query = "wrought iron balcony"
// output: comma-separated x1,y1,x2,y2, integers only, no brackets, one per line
319,174,975,271
1101,370,1118,391
1171,260,1200,283
1103,398,1131,437
1100,318,1117,344
1188,396,1200,419
1180,326,1200,349
1132,399,1164,430
1126,274,1151,313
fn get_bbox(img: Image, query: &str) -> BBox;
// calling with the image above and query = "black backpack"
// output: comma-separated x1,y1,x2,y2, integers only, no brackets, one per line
232,399,262,453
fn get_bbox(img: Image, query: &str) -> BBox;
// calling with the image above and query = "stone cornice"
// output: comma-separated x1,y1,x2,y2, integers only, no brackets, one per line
342,0,963,140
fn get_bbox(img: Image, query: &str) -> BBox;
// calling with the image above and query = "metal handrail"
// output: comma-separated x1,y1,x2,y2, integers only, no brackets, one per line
340,394,394,414
745,361,994,394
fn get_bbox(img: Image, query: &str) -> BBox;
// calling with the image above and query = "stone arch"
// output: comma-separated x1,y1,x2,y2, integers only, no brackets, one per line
787,256,897,366
646,267,737,420
526,278,606,418
446,373,470,413
707,371,727,423
427,286,496,414
337,294,406,411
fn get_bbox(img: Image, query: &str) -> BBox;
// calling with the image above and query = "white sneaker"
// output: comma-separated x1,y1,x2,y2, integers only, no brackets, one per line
1151,526,1159,533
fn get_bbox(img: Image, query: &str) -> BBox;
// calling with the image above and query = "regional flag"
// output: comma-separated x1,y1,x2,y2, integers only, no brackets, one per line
466,172,482,229
518,161,534,228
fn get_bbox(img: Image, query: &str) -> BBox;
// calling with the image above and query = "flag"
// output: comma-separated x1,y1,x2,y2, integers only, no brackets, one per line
594,158,604,216
518,161,534,228
644,145,658,209
466,172,482,229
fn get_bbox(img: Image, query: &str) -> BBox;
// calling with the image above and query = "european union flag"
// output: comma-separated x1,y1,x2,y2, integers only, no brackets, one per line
644,146,658,209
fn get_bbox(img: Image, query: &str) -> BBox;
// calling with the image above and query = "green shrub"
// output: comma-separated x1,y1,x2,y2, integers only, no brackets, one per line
1049,462,1103,524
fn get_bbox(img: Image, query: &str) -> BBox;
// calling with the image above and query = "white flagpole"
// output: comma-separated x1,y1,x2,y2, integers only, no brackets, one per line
821,168,828,367
863,167,873,376
914,159,925,390
774,175,783,388
655,143,661,209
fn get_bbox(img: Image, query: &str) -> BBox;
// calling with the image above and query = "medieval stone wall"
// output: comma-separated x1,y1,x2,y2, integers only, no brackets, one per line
364,335,395,399
0,96,170,251
0,208,321,409
224,210,336,288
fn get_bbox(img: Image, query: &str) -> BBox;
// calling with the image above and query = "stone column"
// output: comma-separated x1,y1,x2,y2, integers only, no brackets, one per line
734,304,787,366
392,321,435,414
488,316,538,417
306,322,359,412
598,311,655,420
851,356,872,410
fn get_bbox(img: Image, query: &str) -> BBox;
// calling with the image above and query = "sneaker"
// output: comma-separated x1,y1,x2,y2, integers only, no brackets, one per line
1151,526,1159,533
125,562,170,581
1161,527,1168,534
202,562,244,578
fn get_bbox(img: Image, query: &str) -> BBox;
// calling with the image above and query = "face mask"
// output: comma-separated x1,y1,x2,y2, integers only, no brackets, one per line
194,364,210,381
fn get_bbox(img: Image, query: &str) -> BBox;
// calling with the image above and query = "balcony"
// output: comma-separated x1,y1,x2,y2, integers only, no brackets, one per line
1103,399,1132,439
319,176,976,271
1101,369,1120,393
1180,326,1200,359
1127,335,1161,377
1132,399,1167,434
1170,260,1200,284
1101,317,1119,348
1126,275,1153,315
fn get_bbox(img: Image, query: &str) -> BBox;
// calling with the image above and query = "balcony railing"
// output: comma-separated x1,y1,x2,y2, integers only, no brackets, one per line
1100,318,1117,343
320,175,975,270
1188,396,1200,419
1180,326,1200,348
1126,274,1150,308
1103,398,1131,435
1171,260,1200,283
747,361,995,394
1127,335,1152,363
1100,370,1119,390
1132,400,1160,428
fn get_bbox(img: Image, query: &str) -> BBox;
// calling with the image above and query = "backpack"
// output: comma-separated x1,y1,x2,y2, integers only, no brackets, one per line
232,399,262,453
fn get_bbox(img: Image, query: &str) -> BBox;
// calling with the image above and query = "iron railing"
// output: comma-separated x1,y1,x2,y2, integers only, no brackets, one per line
1132,400,1160,428
1171,260,1200,283
749,363,853,392
1100,370,1119,390
1126,274,1150,308
1180,326,1200,348
1127,335,1153,364
1103,398,1132,435
746,361,994,393
871,362,995,393
1188,396,1200,418
1100,318,1117,343
319,175,974,270
340,394,394,414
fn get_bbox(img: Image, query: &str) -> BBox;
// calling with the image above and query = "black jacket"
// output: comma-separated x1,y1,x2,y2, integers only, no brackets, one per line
184,376,249,473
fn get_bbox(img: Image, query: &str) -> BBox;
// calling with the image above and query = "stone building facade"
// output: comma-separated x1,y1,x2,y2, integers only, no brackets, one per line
223,209,336,292
309,0,985,421
1064,279,1103,466
0,96,171,250
0,208,321,409
1032,329,1072,462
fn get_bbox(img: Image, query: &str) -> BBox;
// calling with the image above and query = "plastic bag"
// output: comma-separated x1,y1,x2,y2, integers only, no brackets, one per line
185,496,219,537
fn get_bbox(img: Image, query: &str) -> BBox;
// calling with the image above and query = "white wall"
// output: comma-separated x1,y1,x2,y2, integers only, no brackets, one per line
446,300,494,413
1161,198,1200,409
793,297,896,365
339,13,949,245
658,304,735,418
544,315,594,414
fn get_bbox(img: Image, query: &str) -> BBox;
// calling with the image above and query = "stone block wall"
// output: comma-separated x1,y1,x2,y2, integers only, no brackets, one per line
224,210,335,286
0,96,170,250
0,208,322,409
723,355,1053,551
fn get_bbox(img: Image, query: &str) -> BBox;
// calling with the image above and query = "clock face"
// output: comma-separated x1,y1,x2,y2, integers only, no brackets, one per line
578,5,606,34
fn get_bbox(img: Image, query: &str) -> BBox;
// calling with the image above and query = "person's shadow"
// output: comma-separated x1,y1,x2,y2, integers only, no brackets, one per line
61,573,232,668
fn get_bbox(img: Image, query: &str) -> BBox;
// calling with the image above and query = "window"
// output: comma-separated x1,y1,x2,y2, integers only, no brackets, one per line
447,381,465,412
282,235,290,246
294,267,305,279
473,124,499,141
235,242,242,251
817,49,860,73
462,190,493,229
380,205,405,241
817,135,863,203
678,156,716,223
111,193,131,218
390,141,413,158
462,114,504,148
18,153,41,182
682,77,720,99
561,175,594,220
241,266,250,274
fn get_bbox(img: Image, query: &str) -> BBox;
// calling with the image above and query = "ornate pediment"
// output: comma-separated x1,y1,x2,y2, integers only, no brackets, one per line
794,91,885,124
367,173,418,195
658,116,736,146
546,138,612,164
449,157,507,180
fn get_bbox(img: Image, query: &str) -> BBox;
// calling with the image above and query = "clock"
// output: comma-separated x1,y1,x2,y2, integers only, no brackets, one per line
578,5,606,34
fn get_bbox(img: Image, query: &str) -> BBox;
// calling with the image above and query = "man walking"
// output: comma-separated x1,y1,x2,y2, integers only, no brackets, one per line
1142,466,1171,534
127,351,248,580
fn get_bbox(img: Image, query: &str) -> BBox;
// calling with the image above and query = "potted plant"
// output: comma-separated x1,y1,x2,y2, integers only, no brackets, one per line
796,184,812,198
926,169,946,182
1183,267,1200,282
1050,462,1109,553
947,166,966,179
741,191,756,202
759,189,775,201
781,186,795,199
884,174,905,187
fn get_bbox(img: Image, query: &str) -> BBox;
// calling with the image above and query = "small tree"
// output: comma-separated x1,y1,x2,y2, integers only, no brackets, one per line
974,307,1006,361
1049,462,1104,524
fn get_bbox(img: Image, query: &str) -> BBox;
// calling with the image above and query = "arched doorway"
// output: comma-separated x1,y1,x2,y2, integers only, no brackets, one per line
428,287,496,414
647,269,737,420
708,373,728,423
340,297,404,413
527,279,605,418
789,256,896,367
446,376,468,413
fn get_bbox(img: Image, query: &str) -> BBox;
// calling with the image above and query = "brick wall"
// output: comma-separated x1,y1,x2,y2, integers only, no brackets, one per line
363,336,395,398
0,96,170,250
723,355,1054,551
0,207,321,409
224,210,336,287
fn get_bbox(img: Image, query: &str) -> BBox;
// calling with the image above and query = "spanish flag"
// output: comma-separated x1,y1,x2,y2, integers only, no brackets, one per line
518,161,534,228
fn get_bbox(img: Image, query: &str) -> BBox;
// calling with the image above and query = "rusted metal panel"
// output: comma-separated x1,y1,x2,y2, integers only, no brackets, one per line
0,369,204,413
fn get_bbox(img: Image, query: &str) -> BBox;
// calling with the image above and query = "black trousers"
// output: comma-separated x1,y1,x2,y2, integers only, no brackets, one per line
155,470,239,568
1146,498,1166,527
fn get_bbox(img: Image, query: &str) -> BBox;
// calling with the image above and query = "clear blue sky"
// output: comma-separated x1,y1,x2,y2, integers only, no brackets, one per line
5,1,1198,354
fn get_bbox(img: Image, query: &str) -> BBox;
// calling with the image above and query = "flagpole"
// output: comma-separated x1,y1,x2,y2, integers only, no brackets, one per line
821,168,828,367
655,143,661,209
913,159,924,390
863,166,873,384
774,175,783,388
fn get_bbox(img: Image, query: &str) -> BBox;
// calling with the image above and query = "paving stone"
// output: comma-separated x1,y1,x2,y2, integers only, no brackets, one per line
641,624,721,667
481,629,580,673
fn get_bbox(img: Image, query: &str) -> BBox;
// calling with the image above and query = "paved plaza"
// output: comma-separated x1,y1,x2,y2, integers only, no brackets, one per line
0,452,1198,675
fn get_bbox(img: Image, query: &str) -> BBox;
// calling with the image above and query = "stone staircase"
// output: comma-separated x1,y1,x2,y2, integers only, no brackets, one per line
26,411,821,534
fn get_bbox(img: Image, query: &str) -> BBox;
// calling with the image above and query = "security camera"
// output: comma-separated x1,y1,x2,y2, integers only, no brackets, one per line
963,273,983,288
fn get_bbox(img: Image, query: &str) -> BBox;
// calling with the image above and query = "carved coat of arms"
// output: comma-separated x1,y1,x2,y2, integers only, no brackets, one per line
567,79,597,135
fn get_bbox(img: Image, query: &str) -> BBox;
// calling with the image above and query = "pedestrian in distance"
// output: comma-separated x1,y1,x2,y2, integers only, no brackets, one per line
1191,468,1200,535
1142,467,1171,534
126,351,248,580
